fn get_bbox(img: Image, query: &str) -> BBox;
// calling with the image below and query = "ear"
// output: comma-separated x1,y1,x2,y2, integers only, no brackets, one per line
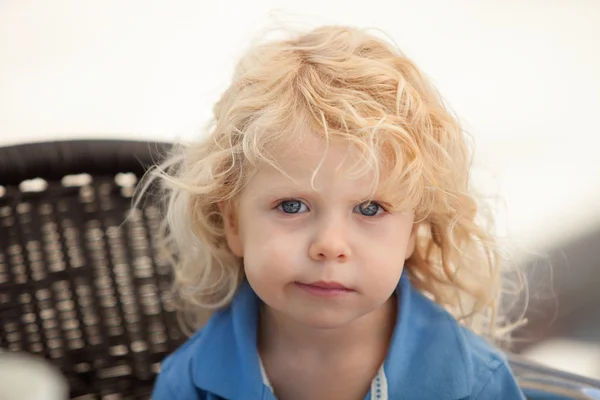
404,223,418,260
218,201,243,257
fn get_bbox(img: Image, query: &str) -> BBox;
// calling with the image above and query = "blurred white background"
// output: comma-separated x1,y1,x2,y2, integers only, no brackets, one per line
1,0,599,378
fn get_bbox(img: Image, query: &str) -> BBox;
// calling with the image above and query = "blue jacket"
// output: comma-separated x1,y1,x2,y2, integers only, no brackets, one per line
152,275,525,399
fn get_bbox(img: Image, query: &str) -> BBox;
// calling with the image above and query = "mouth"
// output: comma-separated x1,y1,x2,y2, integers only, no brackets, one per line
293,281,355,297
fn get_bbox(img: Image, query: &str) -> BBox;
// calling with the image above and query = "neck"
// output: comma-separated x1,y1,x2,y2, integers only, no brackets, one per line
258,295,397,364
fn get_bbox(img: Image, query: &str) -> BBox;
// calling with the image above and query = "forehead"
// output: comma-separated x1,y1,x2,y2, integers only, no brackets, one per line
247,133,382,194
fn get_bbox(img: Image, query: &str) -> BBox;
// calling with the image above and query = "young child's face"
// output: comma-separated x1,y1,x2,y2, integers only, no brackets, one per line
222,133,416,329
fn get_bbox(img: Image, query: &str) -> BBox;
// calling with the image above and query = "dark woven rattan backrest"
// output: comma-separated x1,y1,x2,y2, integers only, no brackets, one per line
0,140,185,399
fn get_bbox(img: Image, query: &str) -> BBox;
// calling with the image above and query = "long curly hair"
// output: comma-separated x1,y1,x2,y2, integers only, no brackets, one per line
141,25,525,341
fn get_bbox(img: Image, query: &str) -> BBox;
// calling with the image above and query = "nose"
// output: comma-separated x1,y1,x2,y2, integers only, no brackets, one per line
308,218,351,262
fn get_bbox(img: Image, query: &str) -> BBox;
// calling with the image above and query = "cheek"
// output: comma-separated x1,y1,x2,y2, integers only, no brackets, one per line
357,222,412,279
361,217,413,255
362,246,406,280
359,248,405,302
239,218,307,276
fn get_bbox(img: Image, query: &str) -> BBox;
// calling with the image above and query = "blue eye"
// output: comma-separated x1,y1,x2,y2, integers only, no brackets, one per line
355,201,383,217
278,200,308,214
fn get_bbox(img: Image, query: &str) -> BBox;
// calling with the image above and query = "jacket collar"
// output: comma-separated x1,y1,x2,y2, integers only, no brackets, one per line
383,275,472,399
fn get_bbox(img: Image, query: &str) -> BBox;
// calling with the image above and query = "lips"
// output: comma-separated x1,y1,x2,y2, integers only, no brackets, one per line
301,281,351,290
293,281,354,297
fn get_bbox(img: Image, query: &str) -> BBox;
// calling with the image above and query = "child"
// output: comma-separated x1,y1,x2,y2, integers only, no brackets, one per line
150,25,526,399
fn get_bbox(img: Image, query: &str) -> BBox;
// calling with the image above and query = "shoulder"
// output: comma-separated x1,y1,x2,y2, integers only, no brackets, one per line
152,329,207,400
389,277,525,399
458,327,525,399
153,283,265,399
151,288,261,400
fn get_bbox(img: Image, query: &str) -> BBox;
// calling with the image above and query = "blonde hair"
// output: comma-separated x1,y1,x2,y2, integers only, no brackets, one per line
143,25,525,341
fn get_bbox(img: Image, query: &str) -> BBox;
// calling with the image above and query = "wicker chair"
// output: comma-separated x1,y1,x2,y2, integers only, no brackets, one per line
0,140,185,399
